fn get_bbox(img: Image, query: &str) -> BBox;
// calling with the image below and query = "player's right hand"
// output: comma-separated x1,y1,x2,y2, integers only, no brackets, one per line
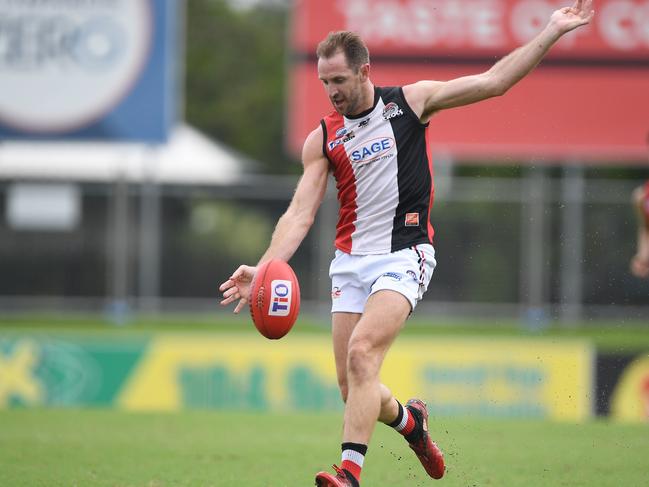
219,265,257,313
630,255,649,279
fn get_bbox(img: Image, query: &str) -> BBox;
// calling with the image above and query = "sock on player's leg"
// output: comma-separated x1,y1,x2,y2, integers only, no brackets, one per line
387,400,417,437
341,442,366,486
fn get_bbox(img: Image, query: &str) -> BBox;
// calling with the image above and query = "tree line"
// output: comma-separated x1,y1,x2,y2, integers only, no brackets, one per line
185,0,296,174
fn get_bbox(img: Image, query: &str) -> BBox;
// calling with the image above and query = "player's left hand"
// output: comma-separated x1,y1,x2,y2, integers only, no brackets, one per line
550,0,595,34
219,265,257,313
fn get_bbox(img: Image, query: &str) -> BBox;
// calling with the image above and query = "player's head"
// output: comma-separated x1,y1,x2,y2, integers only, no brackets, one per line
316,31,370,116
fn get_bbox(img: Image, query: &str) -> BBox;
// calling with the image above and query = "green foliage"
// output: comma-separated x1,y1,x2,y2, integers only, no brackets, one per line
185,0,297,174
186,200,273,261
431,200,521,302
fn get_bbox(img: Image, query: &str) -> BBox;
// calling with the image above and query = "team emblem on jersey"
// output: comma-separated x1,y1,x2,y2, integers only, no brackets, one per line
328,131,355,151
405,213,419,226
358,118,370,128
382,102,404,121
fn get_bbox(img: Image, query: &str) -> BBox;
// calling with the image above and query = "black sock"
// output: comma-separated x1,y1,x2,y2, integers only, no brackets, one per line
404,405,424,443
341,442,368,456
387,400,404,428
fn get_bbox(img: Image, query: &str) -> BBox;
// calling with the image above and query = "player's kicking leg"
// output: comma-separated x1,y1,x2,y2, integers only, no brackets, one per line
316,290,408,485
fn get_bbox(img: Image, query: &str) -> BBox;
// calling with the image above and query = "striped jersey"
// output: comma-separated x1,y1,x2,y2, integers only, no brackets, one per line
321,86,434,255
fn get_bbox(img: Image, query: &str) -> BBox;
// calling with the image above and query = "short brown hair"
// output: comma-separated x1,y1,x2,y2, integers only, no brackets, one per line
316,31,369,72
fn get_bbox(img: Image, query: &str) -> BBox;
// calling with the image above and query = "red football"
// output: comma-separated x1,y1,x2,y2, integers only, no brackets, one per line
249,259,300,339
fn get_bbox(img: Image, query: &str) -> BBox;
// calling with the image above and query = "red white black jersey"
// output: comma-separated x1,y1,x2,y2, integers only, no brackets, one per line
321,86,434,255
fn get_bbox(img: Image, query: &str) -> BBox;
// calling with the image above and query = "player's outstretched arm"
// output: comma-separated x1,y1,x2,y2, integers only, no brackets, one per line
630,185,649,278
219,126,330,313
404,0,595,122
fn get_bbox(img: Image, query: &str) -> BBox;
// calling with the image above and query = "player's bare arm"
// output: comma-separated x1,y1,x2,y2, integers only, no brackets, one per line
257,126,329,264
404,0,595,122
219,125,330,313
630,186,649,278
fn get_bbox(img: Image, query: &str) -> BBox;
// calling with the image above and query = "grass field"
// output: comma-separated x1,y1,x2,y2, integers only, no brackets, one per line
2,314,649,486
1,409,648,487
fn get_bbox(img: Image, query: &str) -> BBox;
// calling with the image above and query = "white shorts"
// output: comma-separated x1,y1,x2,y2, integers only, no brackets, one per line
329,244,436,314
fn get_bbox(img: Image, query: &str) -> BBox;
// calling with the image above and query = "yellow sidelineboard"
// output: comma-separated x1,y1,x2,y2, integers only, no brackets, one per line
118,334,593,421
611,355,649,422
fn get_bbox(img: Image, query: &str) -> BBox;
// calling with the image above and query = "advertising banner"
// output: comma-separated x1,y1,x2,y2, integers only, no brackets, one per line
0,336,146,407
293,0,649,59
597,352,649,422
288,0,649,162
0,0,178,142
611,355,649,421
0,334,594,421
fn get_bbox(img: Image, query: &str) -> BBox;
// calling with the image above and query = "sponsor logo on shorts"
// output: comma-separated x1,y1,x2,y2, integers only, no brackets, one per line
331,286,342,299
382,272,402,281
405,213,419,226
268,280,291,316
382,102,403,121
406,270,417,281
328,131,355,151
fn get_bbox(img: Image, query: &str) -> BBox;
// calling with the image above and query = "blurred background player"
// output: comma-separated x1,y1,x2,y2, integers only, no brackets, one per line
630,134,649,278
220,1,595,485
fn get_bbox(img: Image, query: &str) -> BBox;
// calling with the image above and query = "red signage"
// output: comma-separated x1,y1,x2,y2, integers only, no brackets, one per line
288,0,649,162
294,0,649,59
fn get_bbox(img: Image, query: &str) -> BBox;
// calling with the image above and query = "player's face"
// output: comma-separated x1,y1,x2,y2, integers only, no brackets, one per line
318,51,368,117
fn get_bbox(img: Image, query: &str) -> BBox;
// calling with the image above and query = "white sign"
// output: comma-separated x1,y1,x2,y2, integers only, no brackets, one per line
7,183,81,231
0,0,152,133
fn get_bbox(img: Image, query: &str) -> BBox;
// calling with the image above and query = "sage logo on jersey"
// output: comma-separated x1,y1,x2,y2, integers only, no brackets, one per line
382,102,404,121
350,137,395,165
268,280,292,316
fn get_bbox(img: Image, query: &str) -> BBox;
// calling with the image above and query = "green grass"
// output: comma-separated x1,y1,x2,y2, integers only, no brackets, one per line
1,312,649,352
0,409,647,486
